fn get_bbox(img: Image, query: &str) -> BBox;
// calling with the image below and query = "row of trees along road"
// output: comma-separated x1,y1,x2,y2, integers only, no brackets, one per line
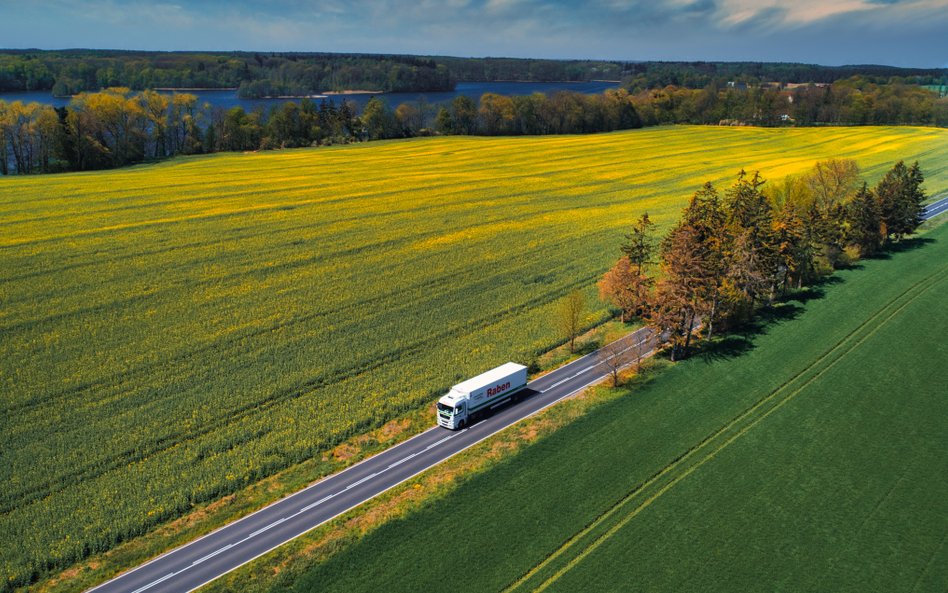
598,159,928,361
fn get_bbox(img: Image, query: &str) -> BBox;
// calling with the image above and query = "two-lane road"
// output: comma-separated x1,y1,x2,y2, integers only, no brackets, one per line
90,328,659,593
87,191,948,593
924,194,948,220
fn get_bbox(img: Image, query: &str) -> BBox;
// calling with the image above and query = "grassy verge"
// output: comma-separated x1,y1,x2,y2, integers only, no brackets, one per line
258,224,948,592
29,318,639,593
533,243,947,593
198,359,668,593
4,126,946,586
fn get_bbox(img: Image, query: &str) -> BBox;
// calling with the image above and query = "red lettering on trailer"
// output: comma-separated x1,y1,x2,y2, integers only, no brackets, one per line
487,381,511,397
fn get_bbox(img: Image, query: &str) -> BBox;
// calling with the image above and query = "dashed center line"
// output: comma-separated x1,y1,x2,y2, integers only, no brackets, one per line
124,428,468,593
93,329,650,593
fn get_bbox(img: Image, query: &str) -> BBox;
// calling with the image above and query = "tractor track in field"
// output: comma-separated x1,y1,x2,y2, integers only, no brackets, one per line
503,263,948,593
0,269,604,516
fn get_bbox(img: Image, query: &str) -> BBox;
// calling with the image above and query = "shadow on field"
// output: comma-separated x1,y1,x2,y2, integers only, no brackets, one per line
866,236,935,259
696,300,806,363
668,234,936,366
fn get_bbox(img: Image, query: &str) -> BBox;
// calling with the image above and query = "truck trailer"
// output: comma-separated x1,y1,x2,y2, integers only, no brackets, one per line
436,362,528,430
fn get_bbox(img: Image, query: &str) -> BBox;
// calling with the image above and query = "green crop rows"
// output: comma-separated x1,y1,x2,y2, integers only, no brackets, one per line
280,222,948,593
1,126,946,587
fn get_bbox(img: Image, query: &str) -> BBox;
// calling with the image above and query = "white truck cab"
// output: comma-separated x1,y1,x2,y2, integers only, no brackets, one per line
436,362,528,430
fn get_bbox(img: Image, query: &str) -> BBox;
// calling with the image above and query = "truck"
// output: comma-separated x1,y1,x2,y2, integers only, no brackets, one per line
436,362,528,430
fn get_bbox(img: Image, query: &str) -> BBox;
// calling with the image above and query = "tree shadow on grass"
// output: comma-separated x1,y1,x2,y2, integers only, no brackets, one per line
863,236,935,260
782,273,847,303
695,300,805,363
681,234,936,366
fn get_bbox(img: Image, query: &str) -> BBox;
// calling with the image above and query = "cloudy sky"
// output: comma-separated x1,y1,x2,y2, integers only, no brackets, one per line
1,0,945,67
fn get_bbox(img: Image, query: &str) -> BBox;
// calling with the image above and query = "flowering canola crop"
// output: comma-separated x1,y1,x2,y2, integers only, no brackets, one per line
1,125,945,586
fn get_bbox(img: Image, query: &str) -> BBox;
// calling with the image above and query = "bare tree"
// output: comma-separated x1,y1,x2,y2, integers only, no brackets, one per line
557,290,586,354
628,331,652,373
598,339,628,386
598,331,653,387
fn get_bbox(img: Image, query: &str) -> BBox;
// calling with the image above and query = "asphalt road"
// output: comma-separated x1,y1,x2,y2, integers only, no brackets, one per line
923,194,948,220
88,327,659,593
86,191,948,593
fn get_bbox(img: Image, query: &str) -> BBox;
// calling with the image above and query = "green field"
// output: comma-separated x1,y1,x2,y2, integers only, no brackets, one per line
1,126,946,585
280,216,948,593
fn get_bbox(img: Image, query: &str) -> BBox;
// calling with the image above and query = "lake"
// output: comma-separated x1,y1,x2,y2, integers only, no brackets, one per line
0,80,620,112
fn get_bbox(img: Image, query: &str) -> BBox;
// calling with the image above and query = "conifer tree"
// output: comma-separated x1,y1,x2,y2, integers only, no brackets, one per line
680,182,728,339
724,170,779,310
846,183,883,256
651,224,707,360
876,160,926,242
620,212,657,275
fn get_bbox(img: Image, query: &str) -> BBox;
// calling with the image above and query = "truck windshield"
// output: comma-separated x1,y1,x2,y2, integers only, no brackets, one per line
436,402,453,413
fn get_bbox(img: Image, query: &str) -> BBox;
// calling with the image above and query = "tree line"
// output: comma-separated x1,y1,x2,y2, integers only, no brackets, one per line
0,88,645,174
632,77,947,127
2,82,945,175
623,62,945,93
598,160,928,361
369,90,643,139
0,50,623,96
0,88,366,173
0,50,455,97
2,49,943,97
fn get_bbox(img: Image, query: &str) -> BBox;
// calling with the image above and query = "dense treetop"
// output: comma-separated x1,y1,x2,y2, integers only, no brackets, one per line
0,49,943,98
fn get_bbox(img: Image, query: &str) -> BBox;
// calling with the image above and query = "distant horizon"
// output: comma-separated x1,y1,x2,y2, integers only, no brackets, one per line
0,47,943,72
1,1,945,69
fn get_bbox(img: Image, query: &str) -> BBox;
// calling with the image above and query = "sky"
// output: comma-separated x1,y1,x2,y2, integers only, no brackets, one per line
0,0,946,68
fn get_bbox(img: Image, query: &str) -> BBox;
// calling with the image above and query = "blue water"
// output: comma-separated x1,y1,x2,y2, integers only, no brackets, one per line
0,81,620,111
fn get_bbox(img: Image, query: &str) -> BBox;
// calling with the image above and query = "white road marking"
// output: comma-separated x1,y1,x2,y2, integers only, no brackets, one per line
346,473,378,490
924,196,948,219
129,573,174,593
387,456,413,469
541,334,651,393
300,496,332,513
89,330,650,593
158,358,637,593
423,433,456,451
191,544,232,567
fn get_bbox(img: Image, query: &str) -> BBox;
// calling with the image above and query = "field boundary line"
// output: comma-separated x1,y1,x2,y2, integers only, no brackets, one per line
523,264,947,593
503,264,947,593
0,270,603,516
909,533,947,593
84,330,653,593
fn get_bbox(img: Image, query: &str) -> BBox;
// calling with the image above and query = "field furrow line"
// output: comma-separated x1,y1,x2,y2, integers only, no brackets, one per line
0,271,603,515
503,263,948,593
2,229,595,417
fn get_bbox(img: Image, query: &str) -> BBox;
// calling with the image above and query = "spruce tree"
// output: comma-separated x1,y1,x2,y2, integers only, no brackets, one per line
620,212,657,275
845,183,882,256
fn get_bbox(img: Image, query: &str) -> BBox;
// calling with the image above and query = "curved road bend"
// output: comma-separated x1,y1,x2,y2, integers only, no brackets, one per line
89,328,660,593
86,193,948,593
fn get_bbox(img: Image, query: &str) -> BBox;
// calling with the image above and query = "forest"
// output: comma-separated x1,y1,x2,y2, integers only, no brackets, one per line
0,50,621,97
1,49,943,98
2,75,945,175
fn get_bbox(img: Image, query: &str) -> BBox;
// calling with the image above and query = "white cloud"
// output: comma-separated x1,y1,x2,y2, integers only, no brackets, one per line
715,0,948,27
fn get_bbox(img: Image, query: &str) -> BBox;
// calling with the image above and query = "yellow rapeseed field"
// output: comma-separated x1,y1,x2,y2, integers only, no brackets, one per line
1,125,946,585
